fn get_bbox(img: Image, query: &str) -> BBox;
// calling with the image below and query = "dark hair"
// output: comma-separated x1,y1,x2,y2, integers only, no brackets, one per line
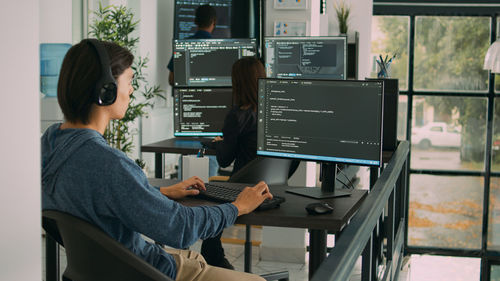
57,39,134,124
231,57,265,111
195,4,217,28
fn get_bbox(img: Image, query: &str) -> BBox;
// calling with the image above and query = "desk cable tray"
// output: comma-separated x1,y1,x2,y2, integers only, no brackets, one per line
199,182,285,211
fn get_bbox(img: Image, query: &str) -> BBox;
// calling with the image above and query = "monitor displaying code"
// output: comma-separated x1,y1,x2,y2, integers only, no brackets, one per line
173,38,257,87
264,37,347,80
174,87,233,137
174,0,232,39
257,79,383,166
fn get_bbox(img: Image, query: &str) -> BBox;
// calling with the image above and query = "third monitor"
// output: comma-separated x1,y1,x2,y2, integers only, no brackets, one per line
264,36,347,80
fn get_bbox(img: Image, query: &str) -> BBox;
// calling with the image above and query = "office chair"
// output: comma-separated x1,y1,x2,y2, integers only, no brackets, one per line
42,210,174,281
228,157,298,186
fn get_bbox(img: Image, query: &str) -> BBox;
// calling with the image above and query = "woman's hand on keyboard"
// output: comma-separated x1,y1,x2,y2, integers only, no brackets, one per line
160,176,206,199
232,181,273,216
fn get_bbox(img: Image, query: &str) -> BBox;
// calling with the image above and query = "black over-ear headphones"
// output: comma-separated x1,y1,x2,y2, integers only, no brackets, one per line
86,39,117,106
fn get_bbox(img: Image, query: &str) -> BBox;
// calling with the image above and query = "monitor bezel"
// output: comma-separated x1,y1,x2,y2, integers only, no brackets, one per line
173,86,233,137
256,77,384,167
263,36,348,81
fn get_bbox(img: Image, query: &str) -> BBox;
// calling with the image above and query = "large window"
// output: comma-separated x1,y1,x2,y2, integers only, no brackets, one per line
372,3,500,279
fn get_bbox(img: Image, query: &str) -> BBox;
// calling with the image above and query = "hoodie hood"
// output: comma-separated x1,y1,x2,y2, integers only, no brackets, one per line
41,123,104,194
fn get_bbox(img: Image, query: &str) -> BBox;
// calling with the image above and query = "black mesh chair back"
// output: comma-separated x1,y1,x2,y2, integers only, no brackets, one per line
228,157,297,186
42,210,173,281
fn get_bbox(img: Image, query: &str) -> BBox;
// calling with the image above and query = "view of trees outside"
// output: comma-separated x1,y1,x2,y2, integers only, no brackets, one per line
414,17,490,92
370,16,409,90
371,15,500,254
370,16,408,140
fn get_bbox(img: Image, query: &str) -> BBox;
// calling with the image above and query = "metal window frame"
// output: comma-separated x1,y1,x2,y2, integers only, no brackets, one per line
373,3,500,280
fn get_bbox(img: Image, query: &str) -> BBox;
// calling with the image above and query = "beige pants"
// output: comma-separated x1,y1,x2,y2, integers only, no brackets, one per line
164,248,265,281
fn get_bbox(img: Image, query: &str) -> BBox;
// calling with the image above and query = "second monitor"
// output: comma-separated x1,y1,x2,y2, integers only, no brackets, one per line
264,36,347,80
174,87,233,137
173,38,257,87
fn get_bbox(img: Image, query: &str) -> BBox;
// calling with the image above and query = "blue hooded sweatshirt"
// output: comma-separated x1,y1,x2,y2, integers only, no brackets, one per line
41,123,238,279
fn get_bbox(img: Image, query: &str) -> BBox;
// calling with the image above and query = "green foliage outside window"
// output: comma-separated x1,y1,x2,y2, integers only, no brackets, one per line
376,16,494,165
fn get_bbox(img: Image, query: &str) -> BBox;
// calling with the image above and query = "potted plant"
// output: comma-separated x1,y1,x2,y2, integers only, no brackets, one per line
89,3,164,168
334,0,351,35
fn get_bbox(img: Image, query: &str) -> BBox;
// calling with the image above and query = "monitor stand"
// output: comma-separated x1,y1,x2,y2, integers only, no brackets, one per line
286,163,351,199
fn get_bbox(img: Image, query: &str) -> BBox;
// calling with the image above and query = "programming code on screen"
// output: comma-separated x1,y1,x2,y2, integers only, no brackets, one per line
265,37,346,80
257,79,383,166
174,88,233,137
173,39,257,87
174,0,232,39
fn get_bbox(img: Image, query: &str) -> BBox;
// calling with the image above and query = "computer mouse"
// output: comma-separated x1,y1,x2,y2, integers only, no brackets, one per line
305,202,334,215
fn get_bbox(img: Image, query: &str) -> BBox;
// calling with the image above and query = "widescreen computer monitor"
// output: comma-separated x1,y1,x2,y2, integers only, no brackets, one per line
264,36,347,80
257,78,384,198
173,38,257,87
174,87,233,137
174,0,232,39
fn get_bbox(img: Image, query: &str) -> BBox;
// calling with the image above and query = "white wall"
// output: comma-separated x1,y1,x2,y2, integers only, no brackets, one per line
140,0,176,176
40,0,73,133
265,0,313,36
0,1,41,280
327,0,373,79
40,0,72,43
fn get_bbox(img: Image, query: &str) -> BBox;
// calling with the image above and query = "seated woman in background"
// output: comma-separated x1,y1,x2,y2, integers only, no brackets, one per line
199,57,265,268
213,57,264,174
41,39,271,281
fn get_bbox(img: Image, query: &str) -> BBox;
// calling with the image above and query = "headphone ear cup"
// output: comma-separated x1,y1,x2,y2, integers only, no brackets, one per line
87,39,118,106
97,82,117,106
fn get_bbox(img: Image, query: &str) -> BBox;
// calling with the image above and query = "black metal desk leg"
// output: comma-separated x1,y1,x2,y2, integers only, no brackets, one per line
244,224,252,273
309,229,327,279
46,234,60,281
154,152,164,178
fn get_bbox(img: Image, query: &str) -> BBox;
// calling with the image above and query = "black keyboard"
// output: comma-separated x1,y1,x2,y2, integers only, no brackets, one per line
198,182,285,211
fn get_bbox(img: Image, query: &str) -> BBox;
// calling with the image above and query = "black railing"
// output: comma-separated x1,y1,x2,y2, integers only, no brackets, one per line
311,141,410,281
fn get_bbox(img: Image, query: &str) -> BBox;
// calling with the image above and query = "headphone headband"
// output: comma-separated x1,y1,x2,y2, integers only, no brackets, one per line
86,39,117,106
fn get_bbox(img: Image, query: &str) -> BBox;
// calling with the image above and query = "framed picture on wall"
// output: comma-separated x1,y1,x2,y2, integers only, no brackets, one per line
274,0,308,10
274,21,308,36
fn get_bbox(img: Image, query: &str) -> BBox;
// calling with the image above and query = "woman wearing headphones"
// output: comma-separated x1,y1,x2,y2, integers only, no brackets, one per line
41,39,270,281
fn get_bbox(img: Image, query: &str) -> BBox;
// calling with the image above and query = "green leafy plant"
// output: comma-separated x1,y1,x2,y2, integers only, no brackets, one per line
334,0,350,34
89,3,164,162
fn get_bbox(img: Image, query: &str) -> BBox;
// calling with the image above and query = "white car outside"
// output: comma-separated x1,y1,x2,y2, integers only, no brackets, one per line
411,122,461,149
